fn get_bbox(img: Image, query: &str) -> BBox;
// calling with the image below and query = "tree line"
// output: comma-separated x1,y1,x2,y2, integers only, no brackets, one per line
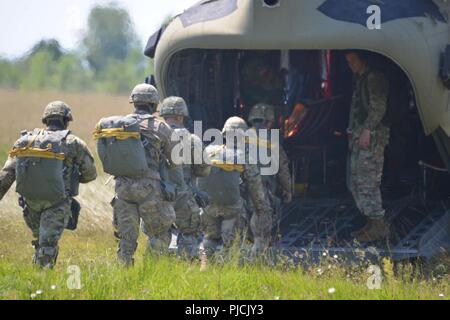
0,4,154,94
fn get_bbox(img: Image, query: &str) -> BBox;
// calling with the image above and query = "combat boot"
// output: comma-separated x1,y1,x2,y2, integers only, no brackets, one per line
35,246,59,269
202,238,221,259
118,254,135,267
177,234,200,259
353,218,390,243
250,237,270,258
147,236,171,255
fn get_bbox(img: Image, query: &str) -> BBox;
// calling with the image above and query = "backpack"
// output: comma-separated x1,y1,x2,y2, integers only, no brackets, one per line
94,115,150,177
197,145,244,206
10,128,69,202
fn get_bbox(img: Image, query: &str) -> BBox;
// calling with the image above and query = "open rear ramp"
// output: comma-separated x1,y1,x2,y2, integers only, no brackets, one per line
278,197,450,262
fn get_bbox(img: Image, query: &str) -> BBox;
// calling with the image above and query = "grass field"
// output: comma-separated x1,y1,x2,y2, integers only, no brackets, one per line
0,89,449,300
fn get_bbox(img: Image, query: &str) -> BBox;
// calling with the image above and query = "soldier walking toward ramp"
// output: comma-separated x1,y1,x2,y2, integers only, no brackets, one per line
345,51,391,242
0,101,97,268
95,84,176,266
159,97,210,258
198,117,273,258
245,103,292,241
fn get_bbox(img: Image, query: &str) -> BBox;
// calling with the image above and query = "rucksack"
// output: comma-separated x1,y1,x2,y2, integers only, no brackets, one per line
10,128,69,202
197,145,244,206
94,115,150,177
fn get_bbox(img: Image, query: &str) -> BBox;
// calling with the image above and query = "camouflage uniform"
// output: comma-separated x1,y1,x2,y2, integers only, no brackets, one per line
0,101,97,268
159,97,210,258
245,104,292,241
199,117,273,257
348,68,390,220
112,84,176,265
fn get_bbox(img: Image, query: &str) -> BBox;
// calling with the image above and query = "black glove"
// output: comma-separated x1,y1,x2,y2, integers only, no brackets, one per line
66,199,81,231
161,181,177,202
194,191,210,209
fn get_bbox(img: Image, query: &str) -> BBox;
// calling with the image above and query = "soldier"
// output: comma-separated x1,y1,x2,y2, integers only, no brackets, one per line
345,51,391,242
159,97,210,258
0,101,97,268
246,103,292,240
111,84,177,266
198,117,273,258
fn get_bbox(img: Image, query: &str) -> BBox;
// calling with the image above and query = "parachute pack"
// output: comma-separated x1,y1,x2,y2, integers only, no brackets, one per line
197,145,244,206
10,128,69,202
94,115,150,177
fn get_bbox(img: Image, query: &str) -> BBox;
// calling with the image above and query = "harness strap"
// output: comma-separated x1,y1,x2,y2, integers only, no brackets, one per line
210,160,244,173
93,128,140,140
10,147,65,161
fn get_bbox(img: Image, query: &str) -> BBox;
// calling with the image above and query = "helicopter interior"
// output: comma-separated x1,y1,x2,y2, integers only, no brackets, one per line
165,48,450,259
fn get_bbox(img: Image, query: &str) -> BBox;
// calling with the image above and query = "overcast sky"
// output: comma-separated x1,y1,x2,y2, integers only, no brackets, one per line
0,0,200,58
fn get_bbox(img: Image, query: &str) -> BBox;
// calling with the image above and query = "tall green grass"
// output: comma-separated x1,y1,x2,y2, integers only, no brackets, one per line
0,220,448,300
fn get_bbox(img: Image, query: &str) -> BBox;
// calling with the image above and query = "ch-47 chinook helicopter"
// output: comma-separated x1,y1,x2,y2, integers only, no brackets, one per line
145,0,450,263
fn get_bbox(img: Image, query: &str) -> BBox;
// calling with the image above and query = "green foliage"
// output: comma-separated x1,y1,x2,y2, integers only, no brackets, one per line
0,4,155,94
0,59,21,89
0,226,448,300
29,39,64,61
82,4,140,73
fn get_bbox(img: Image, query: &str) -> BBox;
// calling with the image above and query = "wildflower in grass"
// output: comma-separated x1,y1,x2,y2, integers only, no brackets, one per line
333,255,338,259
30,293,36,299
274,296,280,300
51,285,57,290
439,294,444,297
322,252,327,257
36,290,43,295
328,288,336,294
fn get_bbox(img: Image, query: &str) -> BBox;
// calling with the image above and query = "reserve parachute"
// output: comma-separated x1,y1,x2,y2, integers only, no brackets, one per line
10,128,69,202
94,115,149,177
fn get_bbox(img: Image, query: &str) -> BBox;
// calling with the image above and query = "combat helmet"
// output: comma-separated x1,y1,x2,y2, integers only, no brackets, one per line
129,83,159,105
42,101,73,124
159,97,189,117
248,103,275,124
222,116,248,134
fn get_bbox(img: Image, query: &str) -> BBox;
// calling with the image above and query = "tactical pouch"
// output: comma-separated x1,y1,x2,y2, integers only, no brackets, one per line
66,199,81,231
161,181,177,202
70,164,80,196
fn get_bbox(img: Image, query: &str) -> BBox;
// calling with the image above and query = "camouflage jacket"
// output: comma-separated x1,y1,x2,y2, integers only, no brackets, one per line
276,145,292,196
133,110,177,176
0,128,97,201
250,129,291,197
349,67,389,134
168,125,210,194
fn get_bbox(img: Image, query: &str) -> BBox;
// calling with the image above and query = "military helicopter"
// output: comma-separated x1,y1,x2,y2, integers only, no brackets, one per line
145,0,450,263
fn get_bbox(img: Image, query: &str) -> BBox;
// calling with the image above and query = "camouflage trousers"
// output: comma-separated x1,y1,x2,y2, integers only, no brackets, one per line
23,198,72,267
113,174,176,264
202,201,244,257
174,192,202,258
349,127,390,219
244,189,278,242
